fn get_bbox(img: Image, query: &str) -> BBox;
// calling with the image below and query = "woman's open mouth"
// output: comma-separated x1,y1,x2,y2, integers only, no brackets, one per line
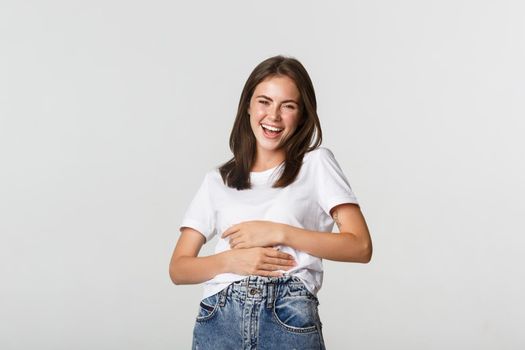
261,124,283,139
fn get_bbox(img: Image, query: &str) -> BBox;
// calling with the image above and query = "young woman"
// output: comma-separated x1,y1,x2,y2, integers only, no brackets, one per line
169,55,372,349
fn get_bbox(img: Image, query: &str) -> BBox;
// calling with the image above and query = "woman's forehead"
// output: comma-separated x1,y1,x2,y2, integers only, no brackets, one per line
253,76,300,100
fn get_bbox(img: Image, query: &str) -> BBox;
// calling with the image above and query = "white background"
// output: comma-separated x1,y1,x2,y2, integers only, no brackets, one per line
1,1,524,349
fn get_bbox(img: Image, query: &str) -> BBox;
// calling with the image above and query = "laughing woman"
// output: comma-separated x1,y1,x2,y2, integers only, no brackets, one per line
169,55,372,349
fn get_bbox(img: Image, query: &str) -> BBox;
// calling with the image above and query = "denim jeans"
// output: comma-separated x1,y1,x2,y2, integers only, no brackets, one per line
192,275,326,350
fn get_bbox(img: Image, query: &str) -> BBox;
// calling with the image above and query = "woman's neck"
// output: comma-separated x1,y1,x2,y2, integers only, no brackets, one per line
251,149,285,172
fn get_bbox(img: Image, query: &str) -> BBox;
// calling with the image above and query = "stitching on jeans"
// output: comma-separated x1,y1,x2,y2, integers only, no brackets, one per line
218,287,227,307
271,283,319,334
271,301,319,333
196,293,220,322
199,301,214,312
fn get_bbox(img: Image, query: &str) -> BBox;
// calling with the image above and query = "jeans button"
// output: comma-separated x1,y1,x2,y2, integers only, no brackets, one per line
249,288,257,295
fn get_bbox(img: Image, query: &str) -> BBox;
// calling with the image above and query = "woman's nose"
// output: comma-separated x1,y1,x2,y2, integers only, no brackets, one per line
268,105,282,120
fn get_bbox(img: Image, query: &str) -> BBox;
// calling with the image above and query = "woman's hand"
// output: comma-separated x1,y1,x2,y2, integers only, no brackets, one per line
221,220,283,249
224,247,296,277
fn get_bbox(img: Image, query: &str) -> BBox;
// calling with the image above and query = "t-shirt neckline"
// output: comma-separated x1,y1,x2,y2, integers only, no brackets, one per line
250,161,285,181
251,161,283,173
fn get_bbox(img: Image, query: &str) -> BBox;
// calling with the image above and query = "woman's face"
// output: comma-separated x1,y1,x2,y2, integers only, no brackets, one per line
247,75,302,157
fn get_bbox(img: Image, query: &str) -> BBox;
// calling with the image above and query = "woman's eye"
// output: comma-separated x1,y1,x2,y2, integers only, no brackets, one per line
258,100,269,105
284,105,295,110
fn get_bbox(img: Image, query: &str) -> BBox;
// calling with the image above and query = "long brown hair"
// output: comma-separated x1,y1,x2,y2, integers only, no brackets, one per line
219,55,322,190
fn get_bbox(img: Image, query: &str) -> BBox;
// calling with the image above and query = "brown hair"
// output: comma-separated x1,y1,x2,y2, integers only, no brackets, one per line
219,55,322,190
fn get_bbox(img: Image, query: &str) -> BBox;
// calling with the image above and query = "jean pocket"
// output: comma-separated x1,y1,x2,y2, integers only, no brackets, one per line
196,292,220,322
272,295,319,333
285,278,320,304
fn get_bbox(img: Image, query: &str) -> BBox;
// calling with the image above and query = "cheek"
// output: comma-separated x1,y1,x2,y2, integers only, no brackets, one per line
251,111,267,124
250,116,262,134
251,105,266,116
286,115,301,130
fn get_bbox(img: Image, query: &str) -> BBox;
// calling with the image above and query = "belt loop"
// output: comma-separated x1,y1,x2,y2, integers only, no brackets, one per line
218,286,227,307
243,277,249,302
266,283,274,309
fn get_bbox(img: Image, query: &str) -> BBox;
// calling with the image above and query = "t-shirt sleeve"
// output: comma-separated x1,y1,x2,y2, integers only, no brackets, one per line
316,147,359,217
179,172,216,243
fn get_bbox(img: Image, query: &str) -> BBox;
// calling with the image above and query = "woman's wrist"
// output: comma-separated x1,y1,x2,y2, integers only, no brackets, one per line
218,250,232,274
276,223,289,246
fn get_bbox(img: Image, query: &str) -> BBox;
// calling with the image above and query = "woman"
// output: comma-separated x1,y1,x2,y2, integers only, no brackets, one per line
169,55,372,349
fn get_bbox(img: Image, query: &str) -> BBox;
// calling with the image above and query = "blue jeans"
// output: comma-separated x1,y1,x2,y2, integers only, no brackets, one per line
192,275,326,349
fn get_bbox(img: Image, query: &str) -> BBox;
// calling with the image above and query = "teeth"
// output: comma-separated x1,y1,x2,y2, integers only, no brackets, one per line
261,124,283,132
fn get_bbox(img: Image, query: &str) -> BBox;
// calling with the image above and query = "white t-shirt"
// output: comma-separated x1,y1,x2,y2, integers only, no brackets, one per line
179,146,359,300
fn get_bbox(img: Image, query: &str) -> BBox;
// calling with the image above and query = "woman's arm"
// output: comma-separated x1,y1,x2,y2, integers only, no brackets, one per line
223,203,372,263
169,228,296,285
280,203,372,263
169,228,227,285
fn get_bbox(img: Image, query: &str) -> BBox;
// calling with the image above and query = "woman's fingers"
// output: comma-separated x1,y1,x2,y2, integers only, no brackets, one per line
260,248,296,270
257,263,292,271
264,248,295,260
229,236,245,248
264,256,296,267
227,247,296,276
227,233,238,246
257,270,284,277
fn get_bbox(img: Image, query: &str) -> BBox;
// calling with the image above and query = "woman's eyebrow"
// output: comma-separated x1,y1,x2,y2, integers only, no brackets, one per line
255,95,299,104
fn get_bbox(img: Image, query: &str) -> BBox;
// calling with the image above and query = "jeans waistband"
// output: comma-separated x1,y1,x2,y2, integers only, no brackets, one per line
217,275,306,309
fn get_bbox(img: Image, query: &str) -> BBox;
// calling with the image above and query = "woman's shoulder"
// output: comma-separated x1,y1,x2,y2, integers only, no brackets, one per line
204,166,222,182
304,146,335,163
188,167,222,190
